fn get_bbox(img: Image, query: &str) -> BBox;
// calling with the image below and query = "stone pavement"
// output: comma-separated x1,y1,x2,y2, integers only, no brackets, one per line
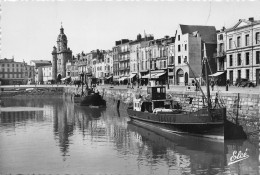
98,84,260,95
0,84,259,94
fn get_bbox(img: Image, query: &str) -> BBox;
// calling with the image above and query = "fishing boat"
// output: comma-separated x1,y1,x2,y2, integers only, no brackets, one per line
127,81,225,139
127,44,247,140
73,86,106,108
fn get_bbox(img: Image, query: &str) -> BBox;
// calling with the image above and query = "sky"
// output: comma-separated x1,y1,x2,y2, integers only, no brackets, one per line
1,1,260,63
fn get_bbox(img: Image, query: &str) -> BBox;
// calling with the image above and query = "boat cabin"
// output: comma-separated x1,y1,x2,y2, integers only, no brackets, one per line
133,80,178,113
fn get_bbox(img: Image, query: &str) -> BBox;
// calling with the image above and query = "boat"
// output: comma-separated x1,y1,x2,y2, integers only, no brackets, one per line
127,82,225,139
73,87,106,108
127,43,247,140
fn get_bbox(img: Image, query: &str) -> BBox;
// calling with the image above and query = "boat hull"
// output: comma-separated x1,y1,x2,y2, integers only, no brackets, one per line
127,107,224,138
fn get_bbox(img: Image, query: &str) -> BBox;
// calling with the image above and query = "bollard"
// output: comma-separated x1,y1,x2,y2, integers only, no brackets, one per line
117,100,120,109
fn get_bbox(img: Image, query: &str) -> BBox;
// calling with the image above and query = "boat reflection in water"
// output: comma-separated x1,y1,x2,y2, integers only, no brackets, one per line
127,120,225,174
127,120,259,175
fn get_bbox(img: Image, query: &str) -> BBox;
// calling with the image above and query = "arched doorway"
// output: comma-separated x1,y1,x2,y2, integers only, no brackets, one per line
176,69,184,85
185,72,188,85
57,74,62,83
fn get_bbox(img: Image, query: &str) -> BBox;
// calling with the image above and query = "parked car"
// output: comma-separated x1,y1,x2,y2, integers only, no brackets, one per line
235,78,255,87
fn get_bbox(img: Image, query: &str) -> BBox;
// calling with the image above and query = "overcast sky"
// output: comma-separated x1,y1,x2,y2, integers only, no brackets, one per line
1,1,260,63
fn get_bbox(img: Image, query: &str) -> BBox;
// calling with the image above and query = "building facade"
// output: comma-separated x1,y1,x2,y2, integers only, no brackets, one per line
113,39,130,83
175,24,217,85
42,65,52,84
0,58,25,85
223,18,260,86
30,60,52,84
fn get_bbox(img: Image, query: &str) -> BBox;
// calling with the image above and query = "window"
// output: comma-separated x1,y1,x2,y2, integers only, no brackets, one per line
178,45,181,52
178,56,181,64
7,64,9,67
246,52,250,65
246,69,250,79
178,35,180,41
185,44,187,51
229,55,233,66
229,38,232,49
245,34,249,46
237,53,241,66
218,34,223,40
256,32,260,44
237,36,241,47
256,51,260,64
237,70,241,80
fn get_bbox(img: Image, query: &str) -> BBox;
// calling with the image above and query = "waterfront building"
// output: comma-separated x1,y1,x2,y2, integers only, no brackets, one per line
104,50,113,84
30,60,52,84
219,17,260,86
129,34,153,86
174,24,217,85
23,63,35,85
42,65,52,84
95,50,106,85
66,58,79,82
113,39,131,84
52,25,73,82
140,36,174,86
0,57,25,85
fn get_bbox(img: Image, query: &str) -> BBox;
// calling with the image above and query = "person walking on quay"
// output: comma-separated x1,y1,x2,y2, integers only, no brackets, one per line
210,79,215,91
226,79,230,91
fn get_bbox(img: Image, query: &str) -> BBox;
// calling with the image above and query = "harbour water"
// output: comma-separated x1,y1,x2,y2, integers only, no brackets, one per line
0,96,259,174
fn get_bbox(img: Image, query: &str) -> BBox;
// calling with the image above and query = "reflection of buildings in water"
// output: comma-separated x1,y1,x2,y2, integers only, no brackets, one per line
52,100,75,158
127,121,225,174
0,111,44,125
224,140,259,175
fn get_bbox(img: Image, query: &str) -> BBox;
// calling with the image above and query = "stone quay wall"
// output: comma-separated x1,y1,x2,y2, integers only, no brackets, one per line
93,86,260,137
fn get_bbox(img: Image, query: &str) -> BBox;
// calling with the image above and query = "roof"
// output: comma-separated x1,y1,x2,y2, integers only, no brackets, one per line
31,60,51,64
179,24,217,43
225,18,260,32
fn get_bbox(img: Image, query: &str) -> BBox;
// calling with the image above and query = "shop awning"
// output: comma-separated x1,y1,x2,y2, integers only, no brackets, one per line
209,72,224,77
142,71,166,79
129,74,136,79
119,77,128,81
61,76,71,81
105,76,113,79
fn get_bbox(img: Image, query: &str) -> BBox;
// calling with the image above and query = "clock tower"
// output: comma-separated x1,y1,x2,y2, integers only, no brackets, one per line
52,24,72,82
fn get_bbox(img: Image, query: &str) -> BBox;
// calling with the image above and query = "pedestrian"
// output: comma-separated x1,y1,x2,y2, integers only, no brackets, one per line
226,79,230,91
194,81,198,91
210,80,215,91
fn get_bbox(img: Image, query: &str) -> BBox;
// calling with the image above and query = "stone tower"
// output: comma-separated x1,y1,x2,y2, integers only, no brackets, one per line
51,46,57,81
52,24,72,80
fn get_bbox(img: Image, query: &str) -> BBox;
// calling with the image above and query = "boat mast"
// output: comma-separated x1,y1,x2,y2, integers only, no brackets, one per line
203,43,212,110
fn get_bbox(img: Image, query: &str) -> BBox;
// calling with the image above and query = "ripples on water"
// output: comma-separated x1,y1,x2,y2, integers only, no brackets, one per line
0,96,259,174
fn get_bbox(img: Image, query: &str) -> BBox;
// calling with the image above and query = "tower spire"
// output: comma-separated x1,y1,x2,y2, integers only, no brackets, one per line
60,22,64,34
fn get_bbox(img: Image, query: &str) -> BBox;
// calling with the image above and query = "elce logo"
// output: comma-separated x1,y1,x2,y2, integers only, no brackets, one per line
228,148,249,165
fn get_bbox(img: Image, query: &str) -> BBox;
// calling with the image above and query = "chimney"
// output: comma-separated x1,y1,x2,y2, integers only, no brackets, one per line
137,34,142,41
165,35,169,39
249,17,254,22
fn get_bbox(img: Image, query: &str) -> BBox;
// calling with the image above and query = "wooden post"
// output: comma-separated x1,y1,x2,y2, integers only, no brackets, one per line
236,93,240,125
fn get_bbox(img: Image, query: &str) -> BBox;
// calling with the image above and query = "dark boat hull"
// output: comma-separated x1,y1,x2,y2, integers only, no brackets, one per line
74,93,106,107
127,107,224,139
